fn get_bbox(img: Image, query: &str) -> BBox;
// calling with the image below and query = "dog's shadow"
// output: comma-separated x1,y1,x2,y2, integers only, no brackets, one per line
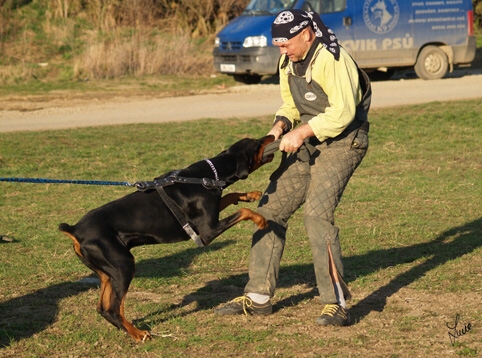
0,240,230,348
134,240,230,281
137,217,482,326
0,280,93,348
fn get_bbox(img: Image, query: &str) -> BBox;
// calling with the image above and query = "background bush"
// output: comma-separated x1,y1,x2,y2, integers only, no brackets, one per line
0,0,249,83
475,0,482,28
0,0,480,83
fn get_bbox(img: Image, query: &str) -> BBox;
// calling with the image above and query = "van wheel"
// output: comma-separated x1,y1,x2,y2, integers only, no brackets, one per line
233,74,262,84
414,46,448,80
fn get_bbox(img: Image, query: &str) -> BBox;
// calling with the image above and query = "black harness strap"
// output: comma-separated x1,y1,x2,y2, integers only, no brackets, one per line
155,184,205,247
134,170,225,248
134,171,226,191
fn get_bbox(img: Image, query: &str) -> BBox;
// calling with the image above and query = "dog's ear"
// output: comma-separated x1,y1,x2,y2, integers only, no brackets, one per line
236,157,250,179
234,135,275,179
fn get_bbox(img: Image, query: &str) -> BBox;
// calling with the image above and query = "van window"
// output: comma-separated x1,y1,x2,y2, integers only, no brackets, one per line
244,0,296,14
302,0,345,14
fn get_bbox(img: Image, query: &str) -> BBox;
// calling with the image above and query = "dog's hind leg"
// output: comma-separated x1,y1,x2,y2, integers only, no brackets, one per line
61,226,150,341
96,269,151,342
79,236,151,342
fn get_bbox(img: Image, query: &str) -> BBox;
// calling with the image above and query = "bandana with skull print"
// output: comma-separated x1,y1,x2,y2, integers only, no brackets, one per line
271,9,340,60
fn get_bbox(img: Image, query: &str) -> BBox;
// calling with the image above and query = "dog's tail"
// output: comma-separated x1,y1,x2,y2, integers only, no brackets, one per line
59,223,84,257
59,223,74,234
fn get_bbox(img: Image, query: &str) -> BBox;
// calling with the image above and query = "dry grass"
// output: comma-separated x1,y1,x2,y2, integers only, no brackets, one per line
74,29,213,78
0,0,250,83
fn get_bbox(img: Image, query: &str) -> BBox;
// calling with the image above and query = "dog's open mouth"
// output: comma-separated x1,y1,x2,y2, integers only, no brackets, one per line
261,138,279,162
261,153,274,164
249,136,277,174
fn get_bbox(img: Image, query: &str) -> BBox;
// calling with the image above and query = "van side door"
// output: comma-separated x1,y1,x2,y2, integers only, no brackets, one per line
352,0,415,68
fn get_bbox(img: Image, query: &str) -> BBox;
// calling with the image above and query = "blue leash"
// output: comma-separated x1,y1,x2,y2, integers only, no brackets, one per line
0,177,135,187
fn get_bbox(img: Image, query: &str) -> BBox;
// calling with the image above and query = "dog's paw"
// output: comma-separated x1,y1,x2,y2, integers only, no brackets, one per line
244,190,263,202
141,332,152,342
238,208,268,229
131,330,152,343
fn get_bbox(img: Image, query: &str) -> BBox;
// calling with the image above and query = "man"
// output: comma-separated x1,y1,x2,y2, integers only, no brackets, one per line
215,9,371,326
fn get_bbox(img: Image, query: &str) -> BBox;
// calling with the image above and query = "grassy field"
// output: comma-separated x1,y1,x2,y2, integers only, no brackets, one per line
1,100,481,357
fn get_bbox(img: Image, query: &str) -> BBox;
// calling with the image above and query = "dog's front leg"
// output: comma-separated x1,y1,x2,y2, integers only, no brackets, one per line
219,190,263,211
202,208,267,245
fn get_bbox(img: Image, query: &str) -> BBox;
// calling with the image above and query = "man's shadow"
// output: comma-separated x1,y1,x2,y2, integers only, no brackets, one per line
0,240,231,348
169,218,482,321
347,217,482,320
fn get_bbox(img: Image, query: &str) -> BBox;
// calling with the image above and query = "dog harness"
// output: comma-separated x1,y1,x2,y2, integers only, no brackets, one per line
134,160,226,247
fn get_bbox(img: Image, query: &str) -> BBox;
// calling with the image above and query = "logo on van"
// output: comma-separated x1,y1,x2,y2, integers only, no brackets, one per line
363,0,400,35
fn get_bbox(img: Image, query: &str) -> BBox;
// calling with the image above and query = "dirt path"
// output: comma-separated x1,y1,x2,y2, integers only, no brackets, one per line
1,71,482,133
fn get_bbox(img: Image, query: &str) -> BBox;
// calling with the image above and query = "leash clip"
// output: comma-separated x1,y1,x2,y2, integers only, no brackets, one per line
134,181,154,191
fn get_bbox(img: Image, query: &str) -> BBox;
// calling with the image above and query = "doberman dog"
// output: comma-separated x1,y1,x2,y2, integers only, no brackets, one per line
59,135,275,342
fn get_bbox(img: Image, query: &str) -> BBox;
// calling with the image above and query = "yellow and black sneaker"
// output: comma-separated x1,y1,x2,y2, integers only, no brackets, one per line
316,304,349,326
214,295,273,316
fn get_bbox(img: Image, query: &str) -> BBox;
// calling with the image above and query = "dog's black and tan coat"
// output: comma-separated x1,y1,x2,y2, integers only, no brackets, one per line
59,135,274,342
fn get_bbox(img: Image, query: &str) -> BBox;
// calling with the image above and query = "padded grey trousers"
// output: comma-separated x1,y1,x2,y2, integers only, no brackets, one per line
244,123,368,304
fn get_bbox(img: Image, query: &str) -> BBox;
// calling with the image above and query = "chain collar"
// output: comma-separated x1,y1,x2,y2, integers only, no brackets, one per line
204,159,219,181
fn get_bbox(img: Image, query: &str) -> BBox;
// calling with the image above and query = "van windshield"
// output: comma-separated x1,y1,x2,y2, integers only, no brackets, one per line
243,0,297,15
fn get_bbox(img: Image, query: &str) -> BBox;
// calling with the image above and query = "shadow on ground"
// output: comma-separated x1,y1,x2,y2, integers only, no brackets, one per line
1,218,480,347
173,217,482,322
